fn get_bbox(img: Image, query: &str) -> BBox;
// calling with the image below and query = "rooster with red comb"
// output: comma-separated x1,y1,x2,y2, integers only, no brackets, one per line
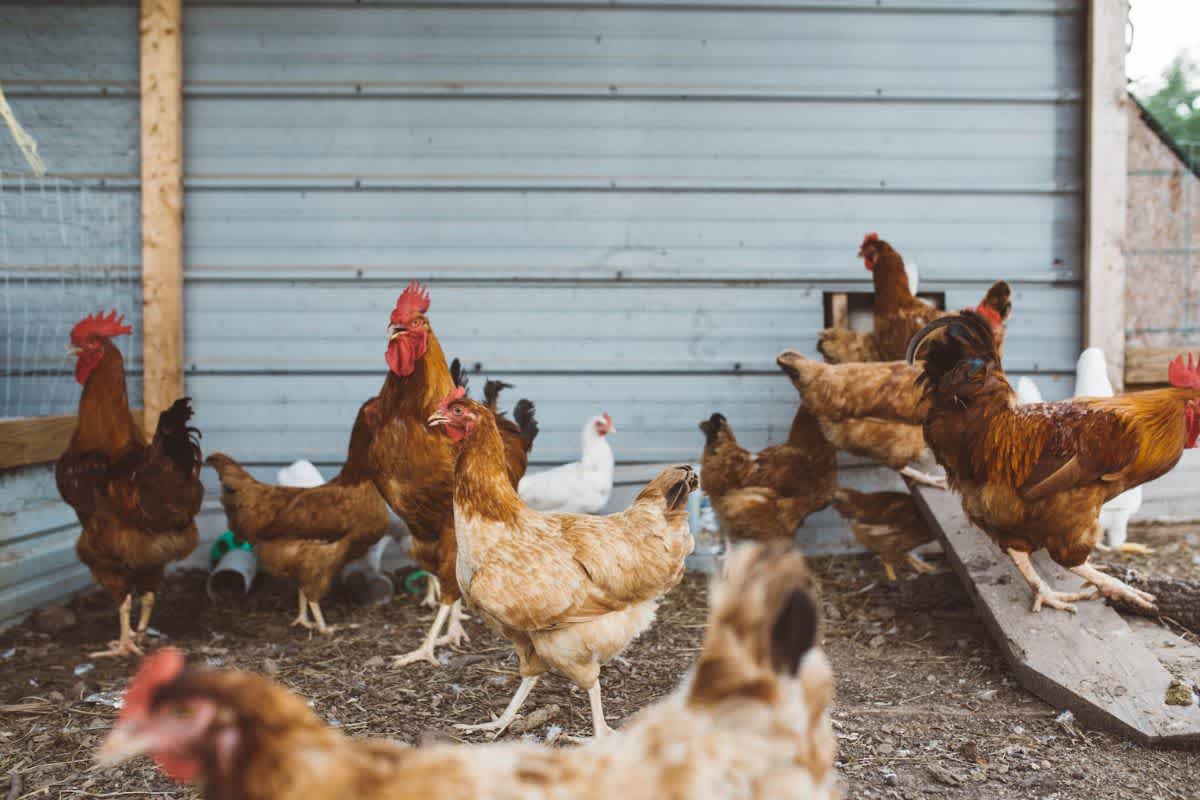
57,311,203,657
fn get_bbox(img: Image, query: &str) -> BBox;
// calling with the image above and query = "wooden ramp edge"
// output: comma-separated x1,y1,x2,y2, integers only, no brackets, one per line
910,484,1200,749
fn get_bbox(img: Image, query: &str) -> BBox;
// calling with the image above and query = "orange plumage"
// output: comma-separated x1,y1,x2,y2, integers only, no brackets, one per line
909,311,1200,612
698,407,836,541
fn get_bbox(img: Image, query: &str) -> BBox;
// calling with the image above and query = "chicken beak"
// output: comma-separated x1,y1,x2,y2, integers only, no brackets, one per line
427,411,448,428
387,324,406,342
95,723,157,767
66,345,81,358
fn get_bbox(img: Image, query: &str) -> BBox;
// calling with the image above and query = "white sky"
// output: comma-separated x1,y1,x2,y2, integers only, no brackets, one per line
1126,0,1200,91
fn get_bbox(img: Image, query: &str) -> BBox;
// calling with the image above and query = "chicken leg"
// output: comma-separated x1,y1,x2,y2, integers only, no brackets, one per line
307,601,337,635
454,675,540,739
392,601,451,667
135,591,155,639
292,590,313,629
435,598,470,647
1007,549,1096,613
421,574,441,609
900,466,948,490
1071,562,1157,611
91,595,144,658
588,683,614,738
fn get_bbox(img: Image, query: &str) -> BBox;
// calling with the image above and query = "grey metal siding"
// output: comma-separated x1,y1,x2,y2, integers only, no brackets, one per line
0,0,1090,622
181,0,1086,484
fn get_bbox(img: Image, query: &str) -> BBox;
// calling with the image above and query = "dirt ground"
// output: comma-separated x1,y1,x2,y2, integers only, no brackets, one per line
0,523,1197,799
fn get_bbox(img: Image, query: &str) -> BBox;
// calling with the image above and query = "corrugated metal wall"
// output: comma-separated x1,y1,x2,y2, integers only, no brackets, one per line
1,0,1088,622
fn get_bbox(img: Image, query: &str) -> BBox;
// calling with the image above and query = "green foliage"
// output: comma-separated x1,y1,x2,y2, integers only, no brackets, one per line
1137,54,1200,162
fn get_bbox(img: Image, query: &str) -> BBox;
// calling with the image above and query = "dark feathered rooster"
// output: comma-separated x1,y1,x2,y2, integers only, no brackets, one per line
907,311,1200,613
57,311,202,656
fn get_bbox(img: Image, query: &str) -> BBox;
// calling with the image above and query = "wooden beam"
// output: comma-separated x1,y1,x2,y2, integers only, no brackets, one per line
1083,0,1130,391
0,412,143,470
140,0,184,434
910,483,1200,747
1125,346,1185,385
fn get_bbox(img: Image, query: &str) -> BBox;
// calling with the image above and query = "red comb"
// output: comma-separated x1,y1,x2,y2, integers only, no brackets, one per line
391,281,431,323
119,648,186,723
861,232,879,247
602,412,612,426
70,310,132,345
973,303,1003,329
1168,353,1200,389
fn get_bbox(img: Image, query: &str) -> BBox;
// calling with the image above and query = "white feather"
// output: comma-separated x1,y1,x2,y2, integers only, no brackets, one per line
1016,376,1043,405
276,459,326,488
518,414,615,514
1070,347,1142,547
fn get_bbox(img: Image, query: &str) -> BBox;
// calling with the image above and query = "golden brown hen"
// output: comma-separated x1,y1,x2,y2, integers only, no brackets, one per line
698,406,836,542
431,388,697,738
830,488,936,581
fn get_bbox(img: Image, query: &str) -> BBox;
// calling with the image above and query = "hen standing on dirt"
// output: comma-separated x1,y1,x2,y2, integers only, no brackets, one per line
56,311,202,657
431,388,697,738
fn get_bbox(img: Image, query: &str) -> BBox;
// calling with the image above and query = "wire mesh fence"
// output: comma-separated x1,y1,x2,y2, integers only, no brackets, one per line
0,172,141,419
1125,109,1199,351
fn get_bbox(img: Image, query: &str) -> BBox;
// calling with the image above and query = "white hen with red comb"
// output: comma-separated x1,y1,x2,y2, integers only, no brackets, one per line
518,413,615,514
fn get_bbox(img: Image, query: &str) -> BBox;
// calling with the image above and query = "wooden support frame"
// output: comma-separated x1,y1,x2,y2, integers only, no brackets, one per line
0,412,144,471
140,0,184,434
1083,0,1130,391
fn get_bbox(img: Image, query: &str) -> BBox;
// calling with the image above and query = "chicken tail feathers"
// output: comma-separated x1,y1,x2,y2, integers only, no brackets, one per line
449,358,469,392
483,379,512,413
205,452,254,488
512,399,539,450
154,398,202,476
688,541,822,706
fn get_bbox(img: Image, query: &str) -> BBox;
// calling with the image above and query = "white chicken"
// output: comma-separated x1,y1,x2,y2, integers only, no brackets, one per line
1015,350,1147,554
1073,348,1146,553
518,412,615,514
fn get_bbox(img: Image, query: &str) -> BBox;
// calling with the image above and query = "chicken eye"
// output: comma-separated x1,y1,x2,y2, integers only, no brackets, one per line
173,705,193,719
966,358,985,377
453,406,463,416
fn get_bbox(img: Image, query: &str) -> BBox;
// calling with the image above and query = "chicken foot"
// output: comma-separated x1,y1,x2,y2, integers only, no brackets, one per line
1071,562,1158,611
454,675,540,739
421,575,442,609
588,682,615,738
133,591,155,642
900,466,949,491
91,595,144,658
435,598,470,647
1094,541,1156,556
292,590,313,628
1007,550,1096,613
392,601,452,667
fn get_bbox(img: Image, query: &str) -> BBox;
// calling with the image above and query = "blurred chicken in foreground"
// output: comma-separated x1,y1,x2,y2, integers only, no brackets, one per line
96,542,838,800
699,407,836,543
830,488,936,581
906,312,1200,613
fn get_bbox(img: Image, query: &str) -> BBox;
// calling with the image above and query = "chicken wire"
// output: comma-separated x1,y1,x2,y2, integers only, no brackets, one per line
0,172,141,418
1125,126,1200,349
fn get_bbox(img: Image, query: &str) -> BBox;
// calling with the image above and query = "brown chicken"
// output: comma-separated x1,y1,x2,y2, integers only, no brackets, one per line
430,388,696,738
698,407,836,542
205,397,390,635
830,488,936,581
97,542,837,800
56,311,202,657
775,351,941,487
817,232,1012,364
907,311,1200,613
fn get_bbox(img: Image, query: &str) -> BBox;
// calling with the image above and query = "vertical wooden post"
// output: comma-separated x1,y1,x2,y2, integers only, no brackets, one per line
140,0,184,432
1083,0,1130,390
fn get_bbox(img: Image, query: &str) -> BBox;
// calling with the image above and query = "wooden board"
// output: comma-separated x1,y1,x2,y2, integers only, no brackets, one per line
910,483,1200,748
0,411,146,470
140,0,185,434
1126,347,1199,387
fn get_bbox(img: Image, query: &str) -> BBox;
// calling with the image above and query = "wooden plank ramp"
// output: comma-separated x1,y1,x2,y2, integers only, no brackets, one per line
910,483,1200,748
